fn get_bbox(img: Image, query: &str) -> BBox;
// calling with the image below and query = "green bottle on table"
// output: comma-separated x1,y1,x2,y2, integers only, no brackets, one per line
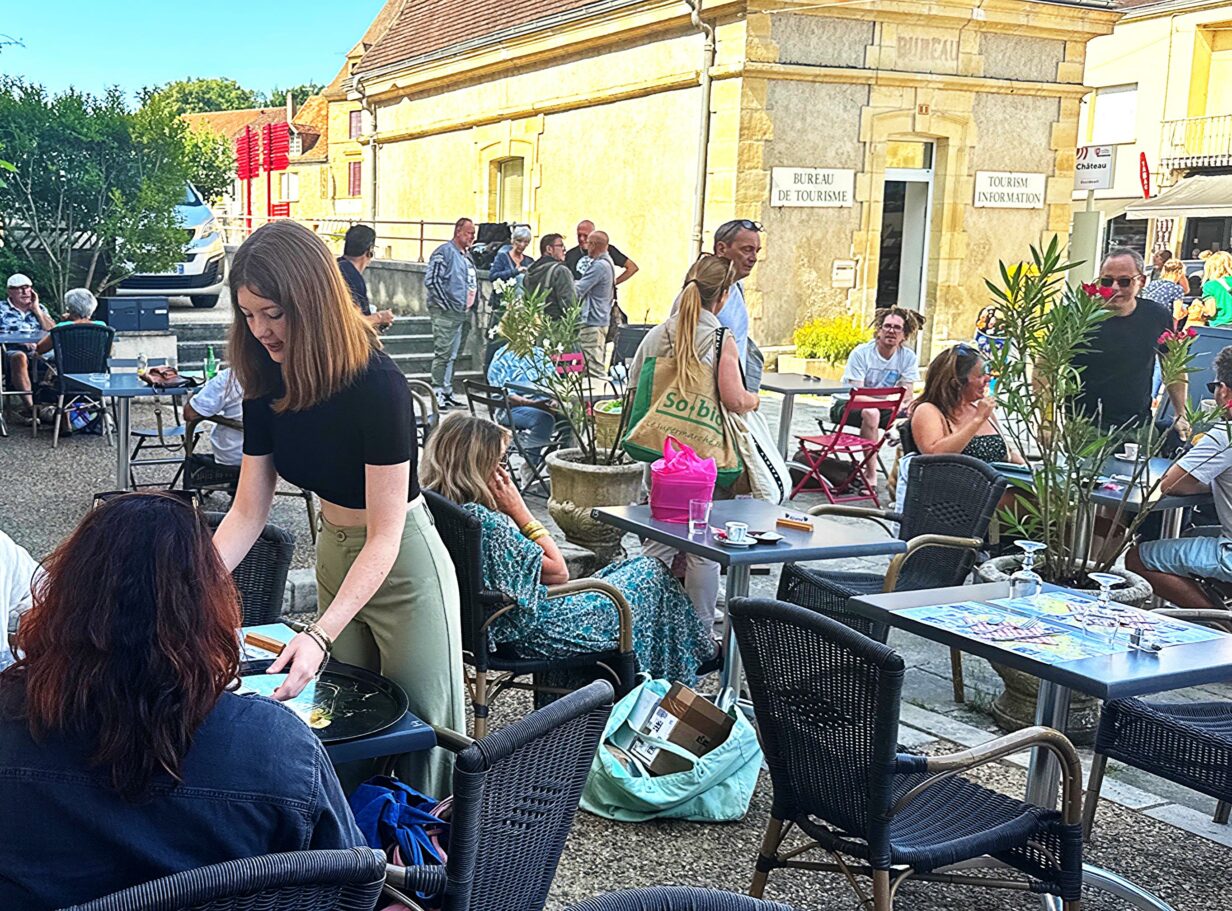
204,345,218,380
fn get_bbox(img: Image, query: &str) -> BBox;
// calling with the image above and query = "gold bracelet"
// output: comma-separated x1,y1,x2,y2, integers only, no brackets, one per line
521,520,546,538
528,528,551,543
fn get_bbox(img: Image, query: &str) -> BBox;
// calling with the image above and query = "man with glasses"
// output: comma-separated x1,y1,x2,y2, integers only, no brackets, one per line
834,307,921,487
1073,247,1190,439
713,219,764,390
524,233,576,320
1127,347,1232,605
337,225,394,331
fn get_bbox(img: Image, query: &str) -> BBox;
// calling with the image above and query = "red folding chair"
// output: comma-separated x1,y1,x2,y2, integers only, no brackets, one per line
790,386,905,504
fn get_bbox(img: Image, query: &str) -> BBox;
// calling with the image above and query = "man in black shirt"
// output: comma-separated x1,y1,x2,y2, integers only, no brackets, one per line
1073,247,1190,436
564,219,639,288
337,225,394,331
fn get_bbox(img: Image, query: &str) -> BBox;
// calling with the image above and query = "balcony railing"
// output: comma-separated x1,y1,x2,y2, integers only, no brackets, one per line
1161,114,1232,169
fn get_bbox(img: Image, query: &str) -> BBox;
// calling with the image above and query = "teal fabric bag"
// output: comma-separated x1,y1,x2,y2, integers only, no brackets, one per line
580,678,763,823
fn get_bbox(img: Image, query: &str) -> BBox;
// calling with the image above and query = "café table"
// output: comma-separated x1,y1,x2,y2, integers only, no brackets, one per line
0,329,48,437
64,372,196,491
593,499,906,704
850,580,1232,911
759,372,847,458
240,623,436,765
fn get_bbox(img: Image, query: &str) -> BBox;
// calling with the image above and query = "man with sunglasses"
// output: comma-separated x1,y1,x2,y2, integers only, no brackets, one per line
713,218,763,390
1127,347,1232,606
1072,247,1190,440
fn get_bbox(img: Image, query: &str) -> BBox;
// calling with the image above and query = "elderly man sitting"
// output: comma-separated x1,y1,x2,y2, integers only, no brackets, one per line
2,274,55,423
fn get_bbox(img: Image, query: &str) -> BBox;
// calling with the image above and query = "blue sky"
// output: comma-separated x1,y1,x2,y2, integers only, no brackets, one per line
1,0,388,101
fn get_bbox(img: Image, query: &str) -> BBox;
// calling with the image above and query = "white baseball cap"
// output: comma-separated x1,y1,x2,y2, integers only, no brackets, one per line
6,274,32,289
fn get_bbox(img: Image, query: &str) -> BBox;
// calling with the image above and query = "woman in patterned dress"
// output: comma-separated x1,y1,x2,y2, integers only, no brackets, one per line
421,412,716,684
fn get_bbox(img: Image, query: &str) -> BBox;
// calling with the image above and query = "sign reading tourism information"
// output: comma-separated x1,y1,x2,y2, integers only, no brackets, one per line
770,168,855,208
1074,145,1115,191
973,171,1046,209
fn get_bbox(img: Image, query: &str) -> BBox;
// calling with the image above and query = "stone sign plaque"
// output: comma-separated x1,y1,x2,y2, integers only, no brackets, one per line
770,168,856,208
973,171,1046,209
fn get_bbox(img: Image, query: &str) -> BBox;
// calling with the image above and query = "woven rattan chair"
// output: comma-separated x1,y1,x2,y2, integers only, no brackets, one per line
45,323,115,446
567,887,796,910
1083,605,1232,836
58,846,386,911
424,489,636,738
385,680,613,911
730,597,1084,911
776,454,1006,703
204,511,295,626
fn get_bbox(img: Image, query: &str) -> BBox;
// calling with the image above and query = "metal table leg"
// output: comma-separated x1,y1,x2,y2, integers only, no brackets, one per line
114,397,131,490
776,393,796,458
0,346,8,438
1161,506,1183,540
1025,679,1175,911
717,563,752,709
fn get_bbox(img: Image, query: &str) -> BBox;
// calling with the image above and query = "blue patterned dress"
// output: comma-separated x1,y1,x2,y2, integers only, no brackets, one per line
463,503,716,683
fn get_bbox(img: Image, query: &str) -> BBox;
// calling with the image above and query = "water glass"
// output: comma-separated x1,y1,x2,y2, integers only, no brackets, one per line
688,498,712,537
1009,540,1046,601
1086,572,1122,636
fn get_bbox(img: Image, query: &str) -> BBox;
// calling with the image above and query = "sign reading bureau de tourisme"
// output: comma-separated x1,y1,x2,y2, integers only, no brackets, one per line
770,168,856,208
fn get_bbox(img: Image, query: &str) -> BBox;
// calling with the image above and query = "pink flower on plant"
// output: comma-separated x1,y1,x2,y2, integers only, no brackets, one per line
1187,327,1199,338
1081,281,1117,301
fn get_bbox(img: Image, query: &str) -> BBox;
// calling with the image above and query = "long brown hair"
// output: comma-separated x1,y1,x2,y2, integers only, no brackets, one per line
911,344,984,421
229,220,377,413
420,412,510,511
1,492,241,800
675,253,736,383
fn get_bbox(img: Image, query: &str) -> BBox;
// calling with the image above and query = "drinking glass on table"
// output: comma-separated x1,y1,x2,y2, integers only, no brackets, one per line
1009,540,1045,601
1086,572,1123,636
689,498,713,537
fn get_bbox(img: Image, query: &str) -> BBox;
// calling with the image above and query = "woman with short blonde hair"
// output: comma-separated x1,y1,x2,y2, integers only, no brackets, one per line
213,220,464,797
421,413,715,683
1204,251,1232,328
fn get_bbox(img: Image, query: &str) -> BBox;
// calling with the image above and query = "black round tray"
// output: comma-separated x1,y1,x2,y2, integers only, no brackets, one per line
239,658,409,746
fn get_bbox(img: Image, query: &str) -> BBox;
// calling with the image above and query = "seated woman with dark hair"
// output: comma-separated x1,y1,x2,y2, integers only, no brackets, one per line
421,412,716,683
0,492,362,910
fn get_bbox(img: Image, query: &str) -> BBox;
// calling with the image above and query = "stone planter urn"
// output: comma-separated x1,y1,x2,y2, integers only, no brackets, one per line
974,555,1152,745
546,448,644,566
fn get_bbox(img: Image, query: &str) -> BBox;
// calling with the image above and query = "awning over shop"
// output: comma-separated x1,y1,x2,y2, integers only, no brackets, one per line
1124,174,1232,220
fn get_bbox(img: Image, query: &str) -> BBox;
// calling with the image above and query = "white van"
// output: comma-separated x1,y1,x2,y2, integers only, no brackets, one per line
117,184,226,308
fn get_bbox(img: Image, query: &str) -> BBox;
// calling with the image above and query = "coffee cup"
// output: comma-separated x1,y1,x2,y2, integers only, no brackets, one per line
725,521,749,544
1122,443,1139,461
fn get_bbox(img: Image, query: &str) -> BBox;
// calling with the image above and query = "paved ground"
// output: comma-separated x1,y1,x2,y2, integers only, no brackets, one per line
2,391,1230,909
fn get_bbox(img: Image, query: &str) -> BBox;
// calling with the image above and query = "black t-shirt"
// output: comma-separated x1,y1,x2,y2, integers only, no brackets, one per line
1072,297,1171,428
565,243,629,279
337,257,370,315
242,350,417,509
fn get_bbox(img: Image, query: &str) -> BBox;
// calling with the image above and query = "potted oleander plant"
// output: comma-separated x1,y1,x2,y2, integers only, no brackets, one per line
971,238,1203,738
495,284,641,565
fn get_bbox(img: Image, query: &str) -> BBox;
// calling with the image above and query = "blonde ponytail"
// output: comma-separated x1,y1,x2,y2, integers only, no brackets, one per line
674,255,736,385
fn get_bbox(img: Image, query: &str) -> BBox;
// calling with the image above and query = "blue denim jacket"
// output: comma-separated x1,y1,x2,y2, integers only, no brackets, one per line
425,241,477,312
0,689,364,910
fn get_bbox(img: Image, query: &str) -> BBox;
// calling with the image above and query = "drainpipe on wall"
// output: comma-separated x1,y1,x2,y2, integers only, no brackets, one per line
686,0,715,259
355,78,379,224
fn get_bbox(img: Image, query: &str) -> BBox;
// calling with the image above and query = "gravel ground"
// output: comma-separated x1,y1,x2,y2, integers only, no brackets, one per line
2,397,1226,910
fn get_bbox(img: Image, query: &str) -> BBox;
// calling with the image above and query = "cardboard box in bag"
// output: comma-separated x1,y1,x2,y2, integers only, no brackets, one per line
628,682,735,775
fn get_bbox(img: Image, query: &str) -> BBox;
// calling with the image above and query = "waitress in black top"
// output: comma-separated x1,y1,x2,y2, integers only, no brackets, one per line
213,220,464,797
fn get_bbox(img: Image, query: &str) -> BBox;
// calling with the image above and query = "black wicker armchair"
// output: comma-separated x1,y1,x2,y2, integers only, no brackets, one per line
385,680,613,911
567,887,796,910
776,453,1006,702
45,322,115,446
203,511,295,626
424,489,636,738
730,597,1084,911
58,846,386,911
1083,605,1232,836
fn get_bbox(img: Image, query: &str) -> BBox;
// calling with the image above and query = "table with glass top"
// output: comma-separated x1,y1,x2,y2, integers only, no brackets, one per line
850,579,1232,911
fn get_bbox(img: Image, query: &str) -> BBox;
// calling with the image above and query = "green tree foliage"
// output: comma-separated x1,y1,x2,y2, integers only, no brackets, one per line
268,82,325,109
184,126,234,204
0,80,190,306
140,77,262,115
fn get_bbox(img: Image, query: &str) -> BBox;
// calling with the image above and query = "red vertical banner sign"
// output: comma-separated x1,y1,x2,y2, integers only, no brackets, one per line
1139,152,1151,200
262,123,291,219
234,126,259,233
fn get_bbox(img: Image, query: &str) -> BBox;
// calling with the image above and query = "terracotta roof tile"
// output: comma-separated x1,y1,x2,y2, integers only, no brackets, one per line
356,0,604,73
323,0,408,98
182,107,287,142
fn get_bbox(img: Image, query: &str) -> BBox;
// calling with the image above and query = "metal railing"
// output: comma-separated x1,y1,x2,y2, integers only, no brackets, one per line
1161,114,1232,169
215,213,458,263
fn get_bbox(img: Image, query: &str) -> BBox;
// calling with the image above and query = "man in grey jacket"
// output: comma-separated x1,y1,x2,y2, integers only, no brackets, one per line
575,230,615,378
425,217,478,408
523,233,576,320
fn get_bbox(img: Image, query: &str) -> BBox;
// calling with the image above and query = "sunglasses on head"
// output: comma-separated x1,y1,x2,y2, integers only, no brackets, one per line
1098,275,1139,289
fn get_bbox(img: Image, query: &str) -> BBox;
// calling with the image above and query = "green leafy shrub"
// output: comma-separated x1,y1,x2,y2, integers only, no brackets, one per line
792,314,871,365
